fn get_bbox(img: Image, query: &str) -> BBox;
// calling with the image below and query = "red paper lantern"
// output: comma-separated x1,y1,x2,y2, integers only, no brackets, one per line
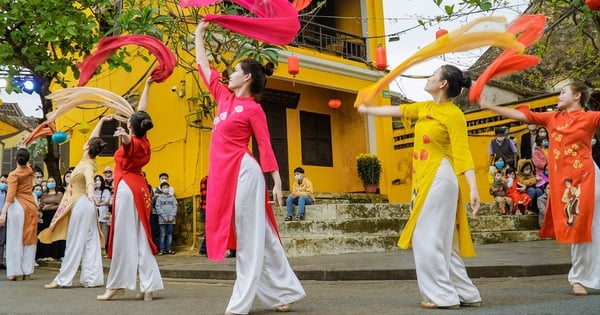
586,0,600,10
328,98,342,109
287,55,299,86
375,45,387,71
435,29,448,39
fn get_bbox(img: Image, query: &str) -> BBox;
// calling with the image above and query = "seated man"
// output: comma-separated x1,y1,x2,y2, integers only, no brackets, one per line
285,167,314,221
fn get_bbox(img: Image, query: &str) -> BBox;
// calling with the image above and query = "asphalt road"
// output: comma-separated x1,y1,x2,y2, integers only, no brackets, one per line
0,268,599,314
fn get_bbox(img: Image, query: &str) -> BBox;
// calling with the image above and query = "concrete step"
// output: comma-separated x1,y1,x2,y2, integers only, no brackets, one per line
281,233,399,257
469,214,540,232
274,203,409,221
278,217,404,237
472,230,542,244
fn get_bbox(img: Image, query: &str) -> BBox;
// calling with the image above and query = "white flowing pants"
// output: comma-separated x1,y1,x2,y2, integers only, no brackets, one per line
226,154,306,314
412,159,481,306
54,195,104,287
6,198,36,278
106,182,163,292
568,165,600,289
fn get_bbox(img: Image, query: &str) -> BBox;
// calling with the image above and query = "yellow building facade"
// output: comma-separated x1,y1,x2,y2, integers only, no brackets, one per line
56,1,390,199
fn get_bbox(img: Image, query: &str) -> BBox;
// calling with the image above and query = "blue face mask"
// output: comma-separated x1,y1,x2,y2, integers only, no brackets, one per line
495,161,505,169
47,183,56,190
544,170,549,176
542,140,549,148
0,183,7,191
34,190,43,197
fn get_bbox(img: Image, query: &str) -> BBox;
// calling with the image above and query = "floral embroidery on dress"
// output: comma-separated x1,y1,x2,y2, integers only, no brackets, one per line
219,112,228,120
234,105,244,113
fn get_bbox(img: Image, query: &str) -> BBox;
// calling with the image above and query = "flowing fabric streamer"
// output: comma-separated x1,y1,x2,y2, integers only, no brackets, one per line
22,121,56,146
78,35,177,86
46,87,134,124
354,16,527,108
180,0,300,45
469,15,546,102
291,0,312,11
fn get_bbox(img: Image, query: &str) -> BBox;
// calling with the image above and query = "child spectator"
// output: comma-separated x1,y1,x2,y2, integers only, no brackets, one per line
489,171,512,215
155,182,177,255
516,159,543,214
488,156,507,185
505,168,531,215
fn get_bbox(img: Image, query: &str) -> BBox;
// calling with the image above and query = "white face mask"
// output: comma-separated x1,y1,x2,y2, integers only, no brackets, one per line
538,132,547,137
294,174,302,181
160,178,168,184
593,138,598,146
162,188,170,194
35,178,42,185
523,169,531,175
95,181,102,188
65,177,71,184
496,137,505,142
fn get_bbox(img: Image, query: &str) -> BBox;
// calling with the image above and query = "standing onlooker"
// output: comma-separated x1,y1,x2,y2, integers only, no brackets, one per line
532,136,548,175
97,77,163,302
40,116,110,289
489,126,518,170
155,182,177,255
480,81,600,295
151,172,173,248
520,124,537,159
0,174,8,269
62,170,73,192
357,64,481,309
103,167,114,192
285,167,314,221
36,177,65,262
94,175,112,257
0,148,38,281
195,22,305,314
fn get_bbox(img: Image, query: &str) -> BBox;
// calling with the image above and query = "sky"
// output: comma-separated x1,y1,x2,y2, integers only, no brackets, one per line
3,0,530,118
382,0,530,100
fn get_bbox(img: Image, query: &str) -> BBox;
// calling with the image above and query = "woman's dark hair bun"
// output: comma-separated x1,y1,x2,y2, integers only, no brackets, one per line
264,62,274,76
141,118,154,131
462,76,472,89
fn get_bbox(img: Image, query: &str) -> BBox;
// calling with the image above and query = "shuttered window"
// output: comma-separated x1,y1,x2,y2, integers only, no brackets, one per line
300,111,332,166
99,119,120,156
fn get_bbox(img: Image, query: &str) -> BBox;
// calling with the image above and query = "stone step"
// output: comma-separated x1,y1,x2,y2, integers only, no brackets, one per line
281,230,542,257
274,203,409,221
277,217,404,237
281,233,399,257
469,214,540,232
472,230,542,244
283,192,390,204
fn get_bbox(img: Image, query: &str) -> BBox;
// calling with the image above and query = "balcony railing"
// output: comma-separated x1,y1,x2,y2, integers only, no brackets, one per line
291,20,367,63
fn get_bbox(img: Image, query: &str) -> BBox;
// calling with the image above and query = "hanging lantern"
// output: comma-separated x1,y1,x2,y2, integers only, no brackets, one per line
51,131,68,144
328,98,342,110
287,55,299,87
375,45,387,71
586,0,600,10
78,120,91,134
435,29,448,39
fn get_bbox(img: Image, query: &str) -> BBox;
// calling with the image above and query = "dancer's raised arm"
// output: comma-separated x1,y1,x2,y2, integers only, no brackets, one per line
195,22,211,82
137,77,153,112
479,100,529,122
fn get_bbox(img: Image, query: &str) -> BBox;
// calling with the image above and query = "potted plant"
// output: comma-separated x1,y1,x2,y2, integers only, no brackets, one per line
355,153,382,193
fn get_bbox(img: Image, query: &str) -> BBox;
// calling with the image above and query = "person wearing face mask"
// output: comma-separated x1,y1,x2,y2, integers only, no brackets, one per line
0,148,38,281
62,170,72,191
516,159,543,215
532,136,549,177
480,81,600,296
284,167,314,221
489,126,517,170
39,115,111,289
154,182,177,255
151,172,173,249
103,167,114,192
94,175,112,257
0,174,8,269
33,170,44,187
36,177,65,262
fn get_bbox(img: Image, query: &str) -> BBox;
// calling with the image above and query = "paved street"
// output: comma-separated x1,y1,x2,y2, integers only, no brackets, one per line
1,268,599,314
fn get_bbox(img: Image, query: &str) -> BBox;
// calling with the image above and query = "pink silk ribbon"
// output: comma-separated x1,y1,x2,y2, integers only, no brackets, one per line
180,0,300,45
78,34,177,86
